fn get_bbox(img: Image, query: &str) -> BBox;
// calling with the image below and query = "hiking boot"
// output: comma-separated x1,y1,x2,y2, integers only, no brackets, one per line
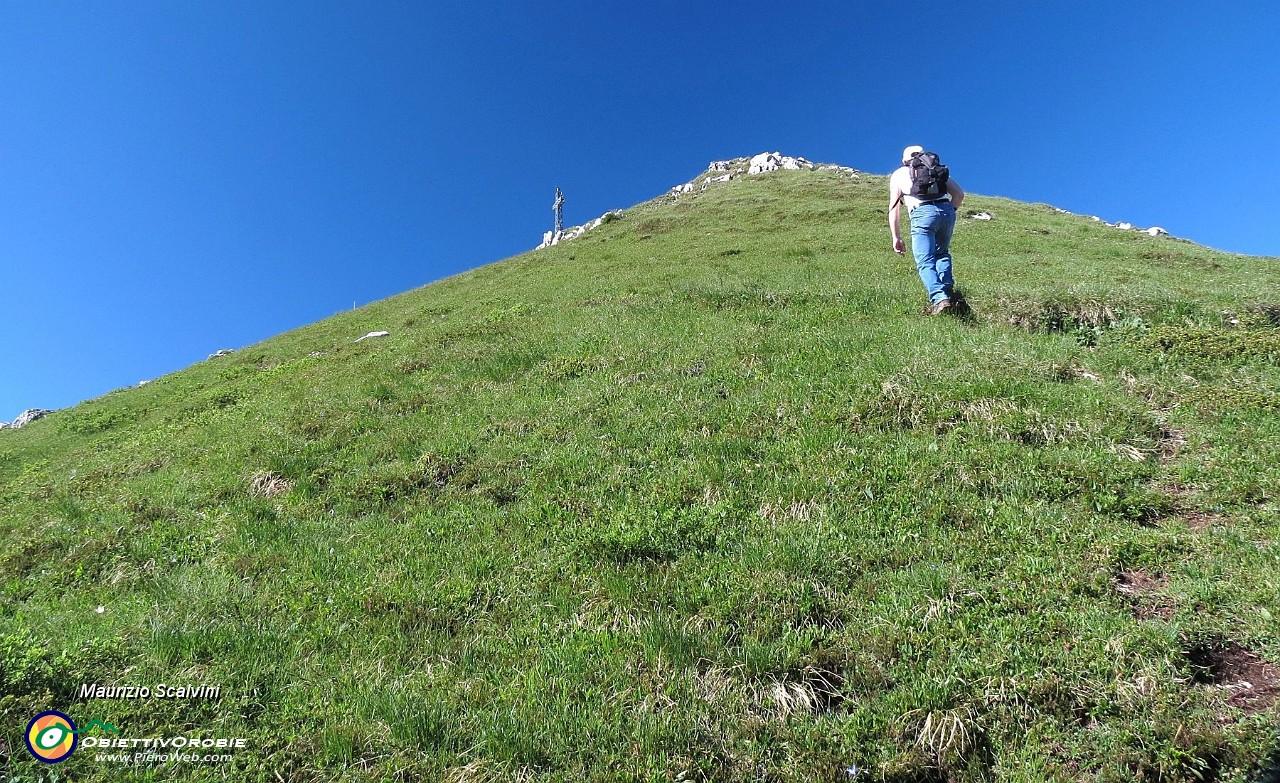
930,298,953,315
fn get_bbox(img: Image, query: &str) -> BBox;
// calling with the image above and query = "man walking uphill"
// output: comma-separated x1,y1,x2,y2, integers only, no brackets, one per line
889,145,965,314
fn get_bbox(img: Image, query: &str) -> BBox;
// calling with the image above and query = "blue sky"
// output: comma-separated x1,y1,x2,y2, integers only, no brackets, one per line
2,2,1277,421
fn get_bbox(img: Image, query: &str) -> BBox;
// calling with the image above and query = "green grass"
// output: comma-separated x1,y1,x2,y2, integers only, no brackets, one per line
2,164,1279,781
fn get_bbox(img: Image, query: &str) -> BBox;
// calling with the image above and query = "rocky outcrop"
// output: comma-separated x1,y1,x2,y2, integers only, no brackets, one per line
538,210,624,250
1085,215,1169,237
748,152,814,174
536,153,860,249
687,153,857,197
1111,220,1171,237
2,409,53,430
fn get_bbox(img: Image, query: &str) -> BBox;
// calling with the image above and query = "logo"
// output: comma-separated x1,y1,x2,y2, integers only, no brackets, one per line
25,711,78,763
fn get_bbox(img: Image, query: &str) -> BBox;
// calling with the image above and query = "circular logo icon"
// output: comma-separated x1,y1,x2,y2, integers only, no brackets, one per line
25,711,78,763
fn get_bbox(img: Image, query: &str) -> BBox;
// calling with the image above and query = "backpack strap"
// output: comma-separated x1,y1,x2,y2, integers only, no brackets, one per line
890,163,913,211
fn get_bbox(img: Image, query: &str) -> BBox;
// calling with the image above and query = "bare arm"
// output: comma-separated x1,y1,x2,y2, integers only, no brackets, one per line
947,178,964,210
888,178,905,254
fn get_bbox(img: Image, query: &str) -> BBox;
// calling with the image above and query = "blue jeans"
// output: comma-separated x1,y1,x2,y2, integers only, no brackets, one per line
910,202,956,303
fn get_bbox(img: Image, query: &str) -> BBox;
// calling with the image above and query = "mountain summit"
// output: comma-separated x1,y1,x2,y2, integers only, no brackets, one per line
2,157,1278,781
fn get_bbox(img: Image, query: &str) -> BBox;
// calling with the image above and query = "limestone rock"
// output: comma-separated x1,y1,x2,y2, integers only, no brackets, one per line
537,209,623,250
708,157,750,173
208,349,234,360
355,331,391,342
536,153,862,249
749,152,780,174
1147,226,1168,237
970,212,994,221
819,164,860,178
9,409,52,429
748,152,815,175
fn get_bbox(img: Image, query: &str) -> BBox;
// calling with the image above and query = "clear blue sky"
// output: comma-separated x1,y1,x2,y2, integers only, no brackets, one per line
2,2,1278,421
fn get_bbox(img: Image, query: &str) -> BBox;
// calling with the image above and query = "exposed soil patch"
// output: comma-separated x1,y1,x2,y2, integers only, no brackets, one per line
1153,482,1230,531
1186,640,1280,714
1159,481,1196,499
1115,568,1168,596
1114,569,1175,620
1181,509,1230,531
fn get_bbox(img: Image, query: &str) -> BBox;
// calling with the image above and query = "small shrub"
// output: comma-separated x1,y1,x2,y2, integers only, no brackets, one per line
58,405,141,435
1142,326,1280,363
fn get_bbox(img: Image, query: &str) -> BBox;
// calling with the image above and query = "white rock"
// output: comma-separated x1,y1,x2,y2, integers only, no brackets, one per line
1117,222,1133,230
1091,216,1103,222
710,161,730,171
0,422,9,430
749,152,782,175
708,174,732,183
208,349,234,359
970,212,994,221
1147,226,1168,237
10,409,52,428
819,164,860,178
355,331,390,342
537,210,621,249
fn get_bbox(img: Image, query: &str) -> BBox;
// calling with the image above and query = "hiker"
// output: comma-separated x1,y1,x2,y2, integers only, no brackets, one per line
889,146,965,314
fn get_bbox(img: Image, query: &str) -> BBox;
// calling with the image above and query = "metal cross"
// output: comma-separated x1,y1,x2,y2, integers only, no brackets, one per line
553,187,564,238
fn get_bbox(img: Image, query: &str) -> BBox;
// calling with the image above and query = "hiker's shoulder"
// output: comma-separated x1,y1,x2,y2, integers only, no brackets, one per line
889,166,910,188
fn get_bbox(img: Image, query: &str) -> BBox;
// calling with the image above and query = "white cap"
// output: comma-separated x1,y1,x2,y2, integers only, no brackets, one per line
902,145,925,163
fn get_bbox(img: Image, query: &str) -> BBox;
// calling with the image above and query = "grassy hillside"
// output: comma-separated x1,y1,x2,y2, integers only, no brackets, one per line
2,162,1279,782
